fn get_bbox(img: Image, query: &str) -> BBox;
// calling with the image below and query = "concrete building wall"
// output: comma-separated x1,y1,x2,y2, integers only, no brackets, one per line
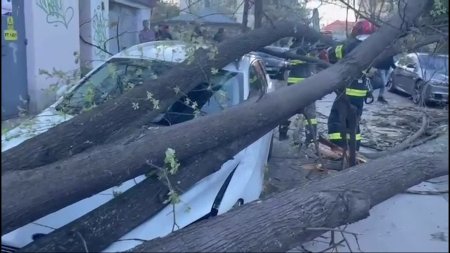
24,0,80,113
79,0,110,70
22,0,151,114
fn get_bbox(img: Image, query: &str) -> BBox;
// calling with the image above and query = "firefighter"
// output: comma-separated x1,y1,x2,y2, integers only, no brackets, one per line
326,19,377,150
278,47,317,146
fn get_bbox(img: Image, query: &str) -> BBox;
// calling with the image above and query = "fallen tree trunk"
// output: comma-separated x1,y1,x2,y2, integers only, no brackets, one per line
131,134,449,252
2,20,331,173
20,127,272,252
1,0,431,234
259,48,331,69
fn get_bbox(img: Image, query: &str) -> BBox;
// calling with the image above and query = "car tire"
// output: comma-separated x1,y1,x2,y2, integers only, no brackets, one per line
412,80,425,105
386,75,396,92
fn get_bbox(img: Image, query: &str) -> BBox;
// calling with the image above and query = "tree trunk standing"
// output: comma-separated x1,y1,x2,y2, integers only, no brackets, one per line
312,8,320,32
1,0,431,235
132,135,448,252
2,21,330,173
254,0,263,29
20,128,272,252
242,0,250,32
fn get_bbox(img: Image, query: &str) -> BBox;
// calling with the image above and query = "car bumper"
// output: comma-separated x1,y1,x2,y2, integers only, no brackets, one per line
424,84,449,103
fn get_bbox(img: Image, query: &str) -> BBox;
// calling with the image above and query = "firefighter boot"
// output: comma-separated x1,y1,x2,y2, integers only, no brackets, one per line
279,120,290,141
304,124,317,147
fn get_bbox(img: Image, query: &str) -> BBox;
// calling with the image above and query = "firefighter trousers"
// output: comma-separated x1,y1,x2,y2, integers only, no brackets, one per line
327,97,363,151
279,102,317,144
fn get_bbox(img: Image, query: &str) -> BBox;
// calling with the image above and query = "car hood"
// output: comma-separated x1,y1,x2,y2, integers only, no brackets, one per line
423,72,449,84
1,107,73,152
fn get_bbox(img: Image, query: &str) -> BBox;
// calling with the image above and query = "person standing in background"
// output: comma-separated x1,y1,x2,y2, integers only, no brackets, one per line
156,25,173,40
374,55,396,104
139,20,155,43
213,28,225,42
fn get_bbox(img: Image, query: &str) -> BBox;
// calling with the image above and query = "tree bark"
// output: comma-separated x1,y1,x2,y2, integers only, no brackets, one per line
132,134,448,252
254,0,263,29
1,0,431,235
2,20,330,173
241,0,250,32
259,48,331,69
20,127,272,252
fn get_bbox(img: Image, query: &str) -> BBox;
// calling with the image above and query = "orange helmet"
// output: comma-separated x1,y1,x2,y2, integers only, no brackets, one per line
351,19,376,40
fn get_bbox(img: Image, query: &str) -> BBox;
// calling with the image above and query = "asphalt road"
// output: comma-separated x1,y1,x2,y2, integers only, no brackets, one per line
265,77,448,252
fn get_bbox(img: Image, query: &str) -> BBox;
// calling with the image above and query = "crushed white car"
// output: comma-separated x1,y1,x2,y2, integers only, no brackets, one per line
1,41,274,252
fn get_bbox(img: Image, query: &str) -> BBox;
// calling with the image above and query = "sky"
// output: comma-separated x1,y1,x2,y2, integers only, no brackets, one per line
2,0,12,15
305,0,357,27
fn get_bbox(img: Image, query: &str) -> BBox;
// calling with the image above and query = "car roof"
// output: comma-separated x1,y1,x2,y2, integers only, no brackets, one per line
113,40,197,63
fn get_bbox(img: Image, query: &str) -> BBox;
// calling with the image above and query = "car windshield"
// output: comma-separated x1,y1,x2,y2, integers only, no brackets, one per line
56,58,174,114
418,55,448,76
156,70,242,125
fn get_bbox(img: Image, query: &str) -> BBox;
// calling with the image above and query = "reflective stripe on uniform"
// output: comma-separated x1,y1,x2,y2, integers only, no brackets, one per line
335,45,344,59
328,133,363,140
345,88,367,97
290,59,306,65
329,132,342,140
304,118,317,125
287,77,305,84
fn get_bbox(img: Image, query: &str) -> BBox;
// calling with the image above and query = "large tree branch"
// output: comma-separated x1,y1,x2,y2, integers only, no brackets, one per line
79,35,113,56
259,48,331,68
20,127,270,252
2,20,332,173
2,0,432,235
132,134,448,252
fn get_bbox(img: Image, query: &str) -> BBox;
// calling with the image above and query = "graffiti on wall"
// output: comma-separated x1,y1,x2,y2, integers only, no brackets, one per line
36,0,74,29
92,3,108,59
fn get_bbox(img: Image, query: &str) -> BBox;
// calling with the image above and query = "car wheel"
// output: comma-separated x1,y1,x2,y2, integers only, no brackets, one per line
232,199,244,208
386,75,396,92
412,80,424,105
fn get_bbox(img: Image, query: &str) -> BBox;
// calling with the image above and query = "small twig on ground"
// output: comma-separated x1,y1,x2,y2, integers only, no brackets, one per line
117,238,148,242
75,231,89,253
408,133,440,148
338,225,353,253
303,227,361,238
405,190,448,195
319,239,345,253
361,113,429,159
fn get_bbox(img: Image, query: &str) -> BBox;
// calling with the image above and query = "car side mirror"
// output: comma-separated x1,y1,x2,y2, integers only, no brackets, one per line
406,63,416,69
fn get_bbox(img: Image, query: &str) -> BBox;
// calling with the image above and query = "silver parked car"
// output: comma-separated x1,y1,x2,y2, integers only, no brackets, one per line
387,53,448,104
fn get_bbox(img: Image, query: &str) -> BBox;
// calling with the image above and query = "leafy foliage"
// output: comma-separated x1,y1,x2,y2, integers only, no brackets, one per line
151,1,180,24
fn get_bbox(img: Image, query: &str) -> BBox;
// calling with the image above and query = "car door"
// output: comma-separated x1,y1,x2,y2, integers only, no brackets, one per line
395,55,418,94
216,59,272,216
403,59,421,95
247,59,269,99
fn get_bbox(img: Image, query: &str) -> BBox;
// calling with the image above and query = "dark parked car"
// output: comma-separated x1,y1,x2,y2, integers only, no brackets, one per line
252,46,289,80
387,53,448,104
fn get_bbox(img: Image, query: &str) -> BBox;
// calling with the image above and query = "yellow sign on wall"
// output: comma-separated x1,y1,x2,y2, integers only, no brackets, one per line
4,16,18,41
4,29,17,41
